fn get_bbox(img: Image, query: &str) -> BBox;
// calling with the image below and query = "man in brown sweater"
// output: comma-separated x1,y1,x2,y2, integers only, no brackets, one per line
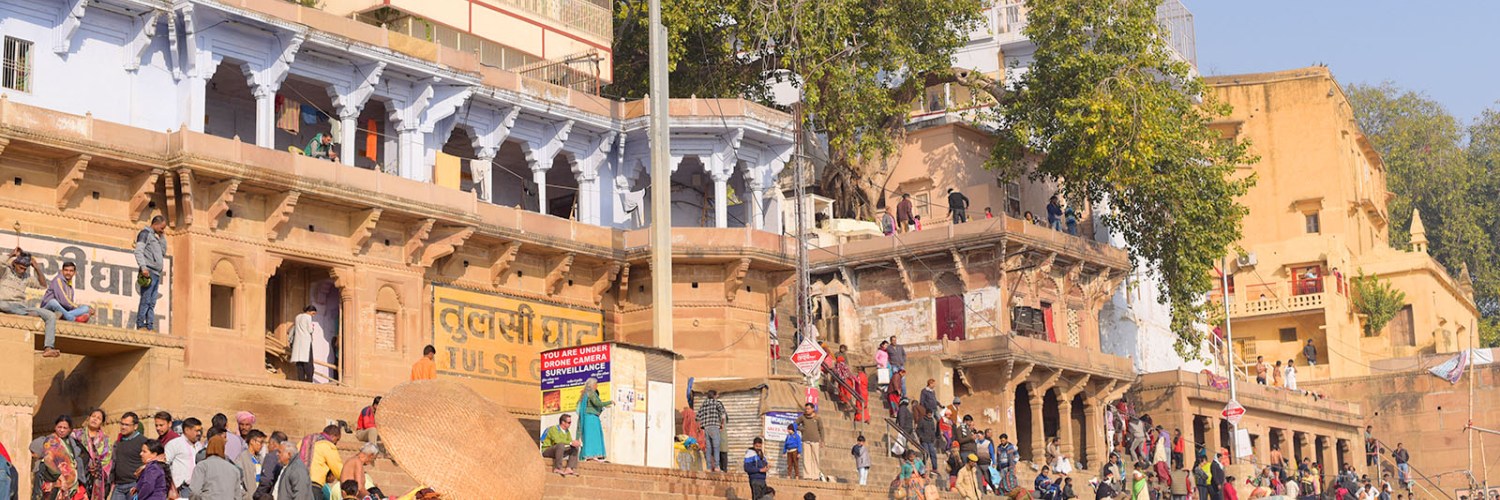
795,403,827,482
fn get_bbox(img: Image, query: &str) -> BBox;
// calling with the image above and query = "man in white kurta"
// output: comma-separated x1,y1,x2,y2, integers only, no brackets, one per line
290,306,317,382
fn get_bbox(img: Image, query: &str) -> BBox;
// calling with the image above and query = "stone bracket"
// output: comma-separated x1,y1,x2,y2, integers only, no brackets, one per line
402,218,436,264
1090,380,1119,406
894,256,915,300
349,208,382,255
950,249,971,293
205,177,241,228
264,190,300,240
174,169,194,227
54,0,87,54
489,241,522,287
724,258,750,302
616,263,632,303
532,119,576,168
128,168,163,221
1005,361,1035,390
1061,374,1091,399
124,10,161,71
592,262,622,306
418,226,475,268
545,252,575,296
55,154,90,209
1033,367,1063,394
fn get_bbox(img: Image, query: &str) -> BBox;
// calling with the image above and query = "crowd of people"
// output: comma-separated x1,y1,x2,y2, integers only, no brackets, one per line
0,402,449,500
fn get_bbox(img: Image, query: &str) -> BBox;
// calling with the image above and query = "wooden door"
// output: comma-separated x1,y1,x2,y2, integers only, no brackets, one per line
936,295,966,341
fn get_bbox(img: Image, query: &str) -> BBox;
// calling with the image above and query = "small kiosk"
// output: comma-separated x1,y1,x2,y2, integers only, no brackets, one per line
539,341,678,468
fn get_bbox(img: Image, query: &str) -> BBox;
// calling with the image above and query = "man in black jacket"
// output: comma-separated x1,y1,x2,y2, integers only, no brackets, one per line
743,438,769,500
947,188,971,224
109,412,148,500
1209,454,1226,500
253,432,289,500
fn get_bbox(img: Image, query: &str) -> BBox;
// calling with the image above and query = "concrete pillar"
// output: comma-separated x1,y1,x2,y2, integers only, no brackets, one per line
1029,391,1046,462
1205,416,1222,460
252,84,277,148
1057,398,1075,462
712,171,729,228
473,153,495,203
1085,399,1106,469
396,125,423,181
578,173,600,225
1297,431,1313,466
337,113,358,166
1253,427,1270,464
999,386,1018,446
747,176,766,230
532,164,549,214
0,324,36,500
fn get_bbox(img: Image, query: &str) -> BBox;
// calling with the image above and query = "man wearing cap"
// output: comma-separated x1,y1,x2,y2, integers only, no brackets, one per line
540,414,581,476
743,437,769,500
955,453,982,500
1,248,60,357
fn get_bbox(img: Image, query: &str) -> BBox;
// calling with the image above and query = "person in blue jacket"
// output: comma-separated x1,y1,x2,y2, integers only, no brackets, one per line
744,437,769,500
783,424,802,479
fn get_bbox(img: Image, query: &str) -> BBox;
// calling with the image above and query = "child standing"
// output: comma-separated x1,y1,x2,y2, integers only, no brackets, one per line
851,435,872,486
783,423,803,479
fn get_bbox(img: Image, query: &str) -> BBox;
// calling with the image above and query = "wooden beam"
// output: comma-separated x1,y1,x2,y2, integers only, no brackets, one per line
544,252,576,296
418,226,475,268
488,241,522,288
592,262,623,306
55,154,90,209
723,257,750,302
349,208,381,255
264,190,300,240
402,218,436,264
205,177,241,229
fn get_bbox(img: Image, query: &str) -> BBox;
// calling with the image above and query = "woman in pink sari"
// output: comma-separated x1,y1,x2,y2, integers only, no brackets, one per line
71,408,113,500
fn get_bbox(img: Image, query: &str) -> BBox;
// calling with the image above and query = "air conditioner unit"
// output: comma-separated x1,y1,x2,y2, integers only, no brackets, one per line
1236,253,1258,268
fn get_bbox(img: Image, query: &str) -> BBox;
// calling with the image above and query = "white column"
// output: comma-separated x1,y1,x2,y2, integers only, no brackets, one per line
532,164,549,214
252,85,277,149
396,125,424,181
578,173,599,225
473,153,495,203
712,172,729,228
338,112,358,166
748,179,766,230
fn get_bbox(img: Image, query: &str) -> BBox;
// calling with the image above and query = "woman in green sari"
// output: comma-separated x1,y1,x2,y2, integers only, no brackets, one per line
576,377,612,462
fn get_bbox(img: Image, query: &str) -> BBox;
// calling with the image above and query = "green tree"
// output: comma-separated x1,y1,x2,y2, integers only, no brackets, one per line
606,0,988,219
986,0,1256,356
1351,271,1407,336
1345,84,1500,341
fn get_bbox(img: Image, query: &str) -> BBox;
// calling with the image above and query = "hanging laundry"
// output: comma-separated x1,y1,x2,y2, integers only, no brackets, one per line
301,104,320,125
362,119,379,162
328,118,343,145
277,97,301,134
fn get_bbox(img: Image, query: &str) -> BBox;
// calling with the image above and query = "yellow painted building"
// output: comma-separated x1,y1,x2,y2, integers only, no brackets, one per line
1207,67,1479,380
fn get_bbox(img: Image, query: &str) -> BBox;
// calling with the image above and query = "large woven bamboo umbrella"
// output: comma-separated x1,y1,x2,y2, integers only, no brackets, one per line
378,379,547,499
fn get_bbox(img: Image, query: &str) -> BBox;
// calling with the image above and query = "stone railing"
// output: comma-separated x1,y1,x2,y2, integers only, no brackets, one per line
1226,292,1326,318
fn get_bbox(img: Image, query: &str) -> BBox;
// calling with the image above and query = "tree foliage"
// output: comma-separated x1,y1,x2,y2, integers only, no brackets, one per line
1345,84,1500,345
1352,271,1407,336
607,0,985,219
987,0,1256,356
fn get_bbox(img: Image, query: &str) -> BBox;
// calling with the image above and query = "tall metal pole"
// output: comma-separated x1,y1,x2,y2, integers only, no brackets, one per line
648,0,673,351
1221,255,1238,461
793,105,811,351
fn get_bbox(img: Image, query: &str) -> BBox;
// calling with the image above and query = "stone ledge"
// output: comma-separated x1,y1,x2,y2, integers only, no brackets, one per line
0,314,184,350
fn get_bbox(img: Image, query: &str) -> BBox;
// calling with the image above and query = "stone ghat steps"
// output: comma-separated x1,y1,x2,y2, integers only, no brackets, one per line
542,461,902,499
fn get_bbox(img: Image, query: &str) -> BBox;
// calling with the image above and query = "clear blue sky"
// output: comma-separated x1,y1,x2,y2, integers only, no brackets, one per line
1184,1,1500,122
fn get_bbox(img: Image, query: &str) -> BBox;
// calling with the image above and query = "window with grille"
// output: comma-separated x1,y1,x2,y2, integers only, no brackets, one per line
1278,327,1297,342
1304,212,1321,234
3,37,32,93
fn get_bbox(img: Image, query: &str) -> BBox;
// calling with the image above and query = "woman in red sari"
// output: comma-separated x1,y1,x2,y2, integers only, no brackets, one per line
71,408,113,500
37,414,84,500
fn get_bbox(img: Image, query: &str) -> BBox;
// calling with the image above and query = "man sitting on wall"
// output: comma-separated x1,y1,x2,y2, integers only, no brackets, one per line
1,248,60,357
41,261,90,324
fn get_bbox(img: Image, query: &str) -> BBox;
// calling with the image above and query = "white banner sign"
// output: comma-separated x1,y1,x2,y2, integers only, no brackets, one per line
2,231,172,332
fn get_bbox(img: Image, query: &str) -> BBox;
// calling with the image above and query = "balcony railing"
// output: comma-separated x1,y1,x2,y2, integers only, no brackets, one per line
990,0,1196,66
499,0,613,41
1225,292,1326,318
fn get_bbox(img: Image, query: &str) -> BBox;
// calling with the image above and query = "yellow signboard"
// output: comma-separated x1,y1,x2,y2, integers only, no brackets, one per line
432,286,605,388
